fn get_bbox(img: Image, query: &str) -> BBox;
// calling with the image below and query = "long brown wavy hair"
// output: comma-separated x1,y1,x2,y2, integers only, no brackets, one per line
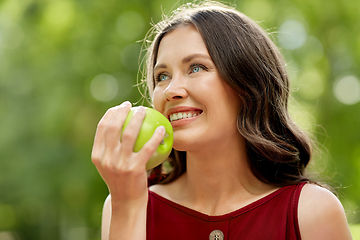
142,1,314,187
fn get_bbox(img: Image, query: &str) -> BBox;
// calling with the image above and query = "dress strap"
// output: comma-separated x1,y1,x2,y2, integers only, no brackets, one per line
291,182,307,240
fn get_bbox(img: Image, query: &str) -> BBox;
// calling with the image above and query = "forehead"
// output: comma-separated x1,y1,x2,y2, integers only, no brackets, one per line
156,25,209,62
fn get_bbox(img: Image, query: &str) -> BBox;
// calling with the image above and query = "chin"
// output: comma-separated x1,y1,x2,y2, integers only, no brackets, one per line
172,143,187,152
172,140,202,153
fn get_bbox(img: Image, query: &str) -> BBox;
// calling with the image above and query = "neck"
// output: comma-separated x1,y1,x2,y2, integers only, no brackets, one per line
184,145,253,198
175,135,275,215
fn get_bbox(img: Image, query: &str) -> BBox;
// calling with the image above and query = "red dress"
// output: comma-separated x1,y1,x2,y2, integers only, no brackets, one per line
147,183,305,240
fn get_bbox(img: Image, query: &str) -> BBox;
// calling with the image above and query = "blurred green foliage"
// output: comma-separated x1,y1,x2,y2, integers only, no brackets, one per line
0,0,359,239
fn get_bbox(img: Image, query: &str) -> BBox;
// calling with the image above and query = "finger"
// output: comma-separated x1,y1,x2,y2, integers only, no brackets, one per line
137,126,166,166
104,101,132,149
92,102,131,164
120,106,147,156
92,107,117,165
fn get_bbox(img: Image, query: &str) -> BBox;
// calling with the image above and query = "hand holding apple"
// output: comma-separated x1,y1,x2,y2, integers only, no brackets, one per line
121,106,174,170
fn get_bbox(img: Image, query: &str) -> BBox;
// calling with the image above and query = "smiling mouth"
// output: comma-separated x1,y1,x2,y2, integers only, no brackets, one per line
169,111,202,122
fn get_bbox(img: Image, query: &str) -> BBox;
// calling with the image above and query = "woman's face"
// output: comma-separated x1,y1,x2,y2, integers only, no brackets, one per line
152,25,241,151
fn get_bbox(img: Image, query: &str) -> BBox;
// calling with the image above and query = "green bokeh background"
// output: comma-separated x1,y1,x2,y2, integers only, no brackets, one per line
0,0,359,239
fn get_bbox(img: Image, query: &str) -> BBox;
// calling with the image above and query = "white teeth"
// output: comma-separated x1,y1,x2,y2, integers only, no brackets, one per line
169,112,200,122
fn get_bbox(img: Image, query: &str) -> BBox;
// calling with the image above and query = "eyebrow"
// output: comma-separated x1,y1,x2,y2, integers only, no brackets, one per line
154,53,211,72
182,53,211,63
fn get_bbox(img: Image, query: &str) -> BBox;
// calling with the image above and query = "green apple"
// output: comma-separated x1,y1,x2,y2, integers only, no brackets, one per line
121,106,174,170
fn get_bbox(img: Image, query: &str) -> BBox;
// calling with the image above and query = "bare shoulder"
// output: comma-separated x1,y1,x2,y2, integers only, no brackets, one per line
298,183,352,240
149,183,174,199
149,177,185,202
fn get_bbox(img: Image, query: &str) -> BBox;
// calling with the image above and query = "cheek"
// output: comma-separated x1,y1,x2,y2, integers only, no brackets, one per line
152,87,164,112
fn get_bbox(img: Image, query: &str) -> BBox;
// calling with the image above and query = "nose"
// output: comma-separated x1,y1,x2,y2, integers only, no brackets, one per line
163,75,188,101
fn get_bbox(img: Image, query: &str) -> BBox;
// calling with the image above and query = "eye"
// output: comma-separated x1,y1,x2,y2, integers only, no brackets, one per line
189,64,207,74
192,66,201,73
156,73,170,82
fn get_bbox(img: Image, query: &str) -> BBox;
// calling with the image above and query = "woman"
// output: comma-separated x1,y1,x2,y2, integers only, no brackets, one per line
91,1,352,239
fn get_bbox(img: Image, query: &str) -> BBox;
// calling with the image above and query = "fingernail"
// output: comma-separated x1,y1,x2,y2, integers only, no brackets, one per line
156,126,165,134
135,106,145,113
122,101,131,106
